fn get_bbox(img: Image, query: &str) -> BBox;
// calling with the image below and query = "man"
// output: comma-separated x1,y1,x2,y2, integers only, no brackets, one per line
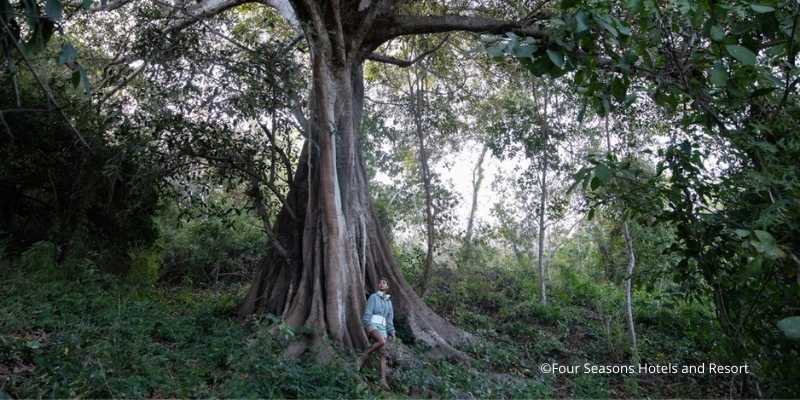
357,278,395,389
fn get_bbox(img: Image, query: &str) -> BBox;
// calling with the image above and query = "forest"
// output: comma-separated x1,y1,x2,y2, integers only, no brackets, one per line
1,0,799,398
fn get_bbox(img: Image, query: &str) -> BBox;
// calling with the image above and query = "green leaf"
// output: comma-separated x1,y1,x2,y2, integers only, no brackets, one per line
71,69,81,88
82,0,93,9
734,229,750,238
526,56,553,76
753,229,774,244
58,43,77,65
23,19,55,56
611,78,627,100
617,22,632,36
626,0,641,12
750,87,776,97
590,176,602,190
750,3,775,13
486,42,507,58
677,0,691,14
777,316,800,340
45,0,63,21
78,65,92,95
709,64,728,87
561,0,579,9
575,11,589,33
515,40,537,58
595,164,611,183
710,25,725,42
726,44,757,65
752,230,784,258
594,15,618,37
547,49,565,68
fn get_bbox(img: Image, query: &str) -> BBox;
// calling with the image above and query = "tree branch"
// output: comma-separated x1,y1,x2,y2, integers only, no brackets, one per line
381,14,547,41
366,34,450,67
65,0,135,12
164,0,255,33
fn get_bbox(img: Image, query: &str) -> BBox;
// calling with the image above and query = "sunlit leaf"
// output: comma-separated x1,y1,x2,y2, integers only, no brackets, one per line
595,164,611,183
750,3,775,13
777,317,800,340
58,43,77,65
709,64,728,87
710,25,725,41
45,0,63,21
547,49,565,68
726,45,757,65
575,11,589,33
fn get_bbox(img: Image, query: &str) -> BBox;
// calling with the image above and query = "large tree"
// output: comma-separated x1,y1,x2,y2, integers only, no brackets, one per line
105,0,548,355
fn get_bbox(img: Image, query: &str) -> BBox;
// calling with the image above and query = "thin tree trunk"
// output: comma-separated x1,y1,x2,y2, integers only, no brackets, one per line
462,143,488,263
607,116,638,358
537,129,548,305
622,220,638,358
413,72,436,298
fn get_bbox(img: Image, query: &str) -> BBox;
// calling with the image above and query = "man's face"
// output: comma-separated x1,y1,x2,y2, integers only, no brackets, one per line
378,280,389,291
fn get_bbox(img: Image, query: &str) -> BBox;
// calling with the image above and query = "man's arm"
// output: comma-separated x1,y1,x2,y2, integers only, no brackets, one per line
362,294,375,327
387,302,395,337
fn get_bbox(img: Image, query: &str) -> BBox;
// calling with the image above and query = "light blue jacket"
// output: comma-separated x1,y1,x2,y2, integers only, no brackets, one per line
362,291,395,336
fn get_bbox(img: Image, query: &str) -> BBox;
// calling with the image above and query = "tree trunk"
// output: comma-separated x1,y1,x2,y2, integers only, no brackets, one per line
537,130,549,305
622,221,637,358
238,23,471,357
413,72,436,298
462,144,488,263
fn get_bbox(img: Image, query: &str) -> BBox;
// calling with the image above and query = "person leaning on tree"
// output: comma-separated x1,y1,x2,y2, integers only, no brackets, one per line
357,278,395,389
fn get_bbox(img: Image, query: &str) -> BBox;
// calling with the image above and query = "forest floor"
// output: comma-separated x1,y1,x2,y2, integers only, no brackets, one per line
1,263,738,398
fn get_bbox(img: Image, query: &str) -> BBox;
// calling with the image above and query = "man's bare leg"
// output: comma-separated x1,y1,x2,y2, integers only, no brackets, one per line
358,330,385,371
379,349,389,389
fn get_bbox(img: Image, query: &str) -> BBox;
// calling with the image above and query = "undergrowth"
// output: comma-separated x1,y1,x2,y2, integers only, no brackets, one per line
0,260,543,398
1,254,785,398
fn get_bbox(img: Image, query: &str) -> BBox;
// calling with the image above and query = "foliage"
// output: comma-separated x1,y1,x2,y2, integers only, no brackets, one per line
0,264,372,398
2,259,548,399
485,0,800,392
127,246,161,286
18,240,57,272
0,80,160,270
156,198,266,287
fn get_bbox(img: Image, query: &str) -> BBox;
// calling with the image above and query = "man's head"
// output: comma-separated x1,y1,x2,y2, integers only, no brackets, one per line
378,278,389,291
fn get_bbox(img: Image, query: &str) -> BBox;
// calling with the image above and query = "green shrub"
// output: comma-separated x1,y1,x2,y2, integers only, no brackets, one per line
127,246,161,286
574,374,608,398
502,300,563,324
156,201,265,287
19,241,57,272
1,85,160,269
